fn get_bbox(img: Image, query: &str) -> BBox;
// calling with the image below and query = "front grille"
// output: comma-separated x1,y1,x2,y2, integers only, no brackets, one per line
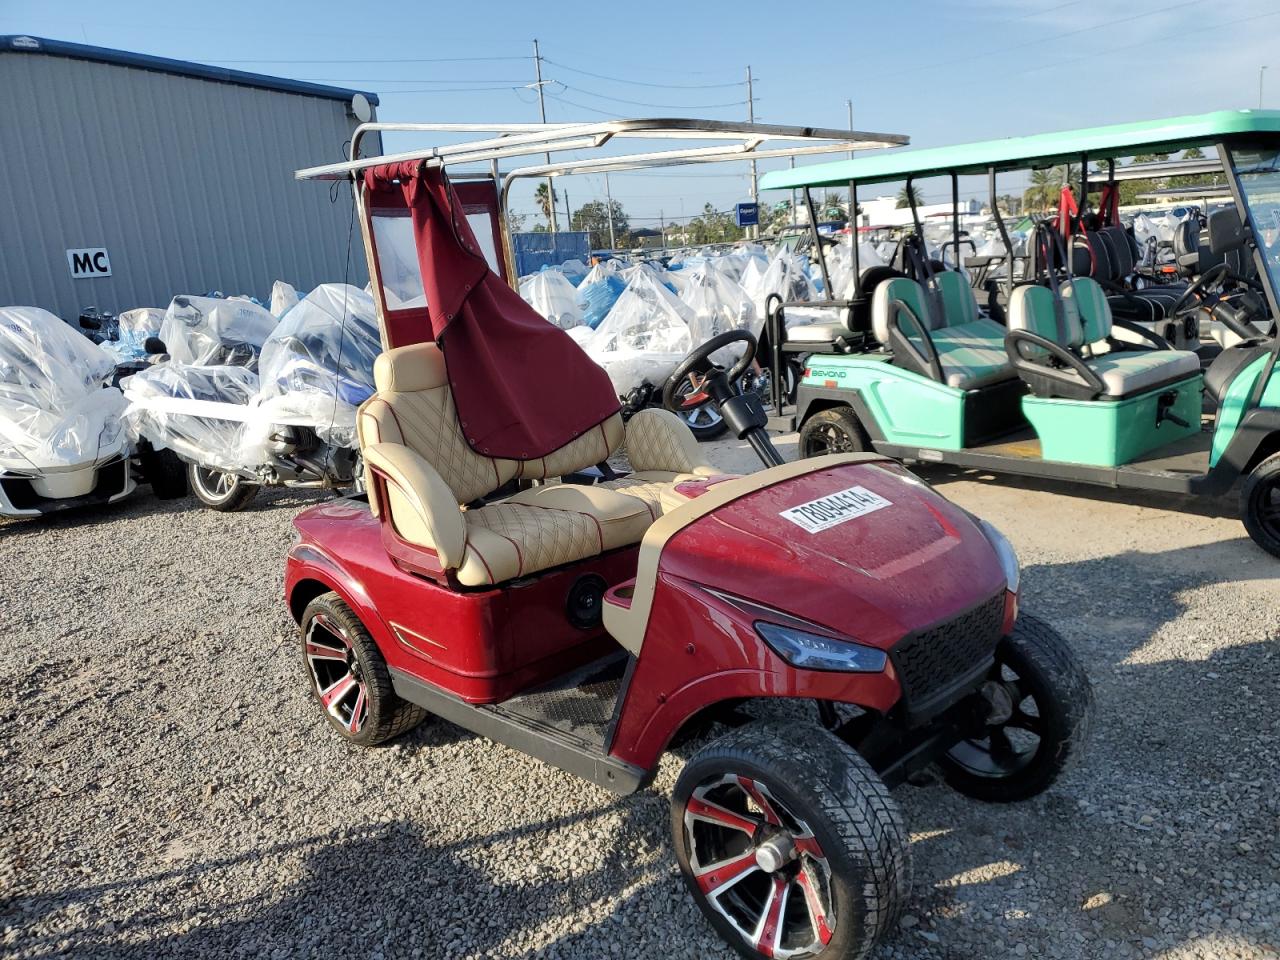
889,592,1005,724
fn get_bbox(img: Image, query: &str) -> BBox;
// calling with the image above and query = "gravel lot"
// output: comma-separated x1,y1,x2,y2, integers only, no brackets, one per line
3,435,1278,960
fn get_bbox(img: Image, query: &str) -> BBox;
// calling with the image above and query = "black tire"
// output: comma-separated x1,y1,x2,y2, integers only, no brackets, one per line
668,376,729,441
300,592,427,746
672,721,910,960
798,407,871,458
136,441,188,500
1241,452,1280,559
188,462,259,512
940,614,1094,803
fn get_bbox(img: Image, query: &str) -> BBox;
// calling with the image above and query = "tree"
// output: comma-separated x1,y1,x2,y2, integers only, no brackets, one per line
895,184,923,209
681,202,744,245
505,210,529,233
534,182,558,228
571,199,630,250
1021,164,1079,213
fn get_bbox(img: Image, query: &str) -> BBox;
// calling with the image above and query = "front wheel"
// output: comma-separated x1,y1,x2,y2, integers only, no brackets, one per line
673,722,909,960
1241,452,1280,558
188,462,259,512
940,614,1094,803
668,376,729,441
798,407,871,458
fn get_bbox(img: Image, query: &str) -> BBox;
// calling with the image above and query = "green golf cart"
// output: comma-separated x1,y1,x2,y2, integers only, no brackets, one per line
757,110,1280,556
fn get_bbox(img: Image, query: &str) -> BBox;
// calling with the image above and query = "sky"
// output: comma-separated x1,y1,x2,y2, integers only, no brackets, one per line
4,0,1278,225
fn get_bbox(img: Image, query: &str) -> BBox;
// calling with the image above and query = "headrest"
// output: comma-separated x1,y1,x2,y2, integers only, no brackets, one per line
374,342,448,393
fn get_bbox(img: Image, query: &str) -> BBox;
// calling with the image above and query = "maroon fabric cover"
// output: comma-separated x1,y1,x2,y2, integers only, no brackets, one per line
363,161,619,460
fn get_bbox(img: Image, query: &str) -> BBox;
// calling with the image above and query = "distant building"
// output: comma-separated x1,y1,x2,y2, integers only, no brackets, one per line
0,35,380,320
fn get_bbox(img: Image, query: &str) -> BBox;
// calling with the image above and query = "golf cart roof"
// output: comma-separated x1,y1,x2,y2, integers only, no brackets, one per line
759,110,1280,190
296,118,909,183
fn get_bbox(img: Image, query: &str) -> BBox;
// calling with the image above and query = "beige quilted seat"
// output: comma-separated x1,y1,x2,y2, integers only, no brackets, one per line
357,343,710,586
599,408,718,517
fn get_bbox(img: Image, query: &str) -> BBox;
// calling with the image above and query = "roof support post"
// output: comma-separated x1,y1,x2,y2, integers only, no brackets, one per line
802,187,833,295
989,165,1016,294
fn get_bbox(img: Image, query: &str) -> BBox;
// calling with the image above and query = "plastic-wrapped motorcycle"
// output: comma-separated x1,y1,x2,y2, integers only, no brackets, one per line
123,285,380,511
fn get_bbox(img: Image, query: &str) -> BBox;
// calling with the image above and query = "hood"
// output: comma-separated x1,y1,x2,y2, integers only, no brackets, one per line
659,460,1007,650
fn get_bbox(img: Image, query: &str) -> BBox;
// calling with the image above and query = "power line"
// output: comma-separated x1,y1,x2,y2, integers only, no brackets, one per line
201,55,527,64
543,57,746,90
558,83,747,110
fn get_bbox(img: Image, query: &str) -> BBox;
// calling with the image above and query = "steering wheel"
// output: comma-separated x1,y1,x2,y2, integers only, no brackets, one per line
1173,262,1268,343
661,329,757,413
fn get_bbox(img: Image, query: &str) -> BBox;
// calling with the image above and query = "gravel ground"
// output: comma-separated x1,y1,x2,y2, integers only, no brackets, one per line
2,435,1278,960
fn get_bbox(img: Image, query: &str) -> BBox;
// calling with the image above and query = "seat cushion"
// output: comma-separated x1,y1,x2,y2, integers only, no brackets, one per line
931,318,1016,390
600,470,700,518
1084,349,1201,397
455,484,651,586
787,321,852,344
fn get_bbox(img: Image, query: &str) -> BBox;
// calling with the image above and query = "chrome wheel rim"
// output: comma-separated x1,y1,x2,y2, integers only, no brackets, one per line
304,613,368,734
674,377,724,431
192,466,239,503
684,774,833,958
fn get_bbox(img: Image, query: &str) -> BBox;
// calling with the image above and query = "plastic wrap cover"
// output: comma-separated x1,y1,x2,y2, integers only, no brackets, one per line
158,295,280,368
519,270,584,329
257,284,381,449
742,254,817,322
122,364,262,473
559,258,590,286
270,281,301,318
679,263,757,344
576,262,628,329
0,307,127,471
101,307,166,362
570,269,694,395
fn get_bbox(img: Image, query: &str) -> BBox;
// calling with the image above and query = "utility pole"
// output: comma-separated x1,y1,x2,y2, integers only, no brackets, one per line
1261,66,1268,109
563,189,571,233
604,171,617,250
846,99,855,160
659,210,665,252
746,65,757,239
532,39,556,234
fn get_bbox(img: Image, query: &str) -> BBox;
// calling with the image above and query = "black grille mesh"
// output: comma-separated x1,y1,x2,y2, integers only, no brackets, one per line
889,593,1005,717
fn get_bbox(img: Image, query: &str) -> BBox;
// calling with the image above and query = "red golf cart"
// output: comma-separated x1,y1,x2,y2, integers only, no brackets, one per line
287,121,1093,960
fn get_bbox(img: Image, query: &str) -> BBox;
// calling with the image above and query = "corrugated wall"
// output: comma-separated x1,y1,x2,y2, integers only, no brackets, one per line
0,53,375,320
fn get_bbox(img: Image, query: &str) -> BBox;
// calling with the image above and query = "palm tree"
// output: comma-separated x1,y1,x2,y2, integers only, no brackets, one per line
895,184,923,209
534,182,557,228
1022,164,1079,213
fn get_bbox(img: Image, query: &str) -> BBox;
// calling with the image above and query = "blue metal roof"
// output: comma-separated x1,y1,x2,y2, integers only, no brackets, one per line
2,34,379,105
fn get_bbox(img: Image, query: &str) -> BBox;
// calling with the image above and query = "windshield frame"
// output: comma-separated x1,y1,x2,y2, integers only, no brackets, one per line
1220,139,1280,320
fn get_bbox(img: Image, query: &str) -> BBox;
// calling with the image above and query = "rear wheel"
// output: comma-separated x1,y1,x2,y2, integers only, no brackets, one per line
669,375,729,441
940,614,1093,803
300,592,427,746
189,462,258,512
1241,453,1280,559
798,407,871,458
673,722,909,960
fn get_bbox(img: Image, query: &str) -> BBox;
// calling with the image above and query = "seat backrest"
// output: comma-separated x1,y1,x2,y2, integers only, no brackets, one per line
1007,284,1085,356
359,342,626,506
1098,226,1136,278
1060,277,1112,344
872,276,936,345
926,270,981,328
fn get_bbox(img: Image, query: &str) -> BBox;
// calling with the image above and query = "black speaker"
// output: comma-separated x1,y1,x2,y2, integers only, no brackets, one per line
566,574,608,629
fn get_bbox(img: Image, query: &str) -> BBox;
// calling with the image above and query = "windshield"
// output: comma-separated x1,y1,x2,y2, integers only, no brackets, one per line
1230,144,1280,298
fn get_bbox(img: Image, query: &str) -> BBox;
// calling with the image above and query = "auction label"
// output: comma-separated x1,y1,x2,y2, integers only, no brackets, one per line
780,485,891,533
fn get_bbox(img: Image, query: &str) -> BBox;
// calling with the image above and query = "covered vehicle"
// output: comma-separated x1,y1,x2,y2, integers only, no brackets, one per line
0,306,134,516
123,284,377,511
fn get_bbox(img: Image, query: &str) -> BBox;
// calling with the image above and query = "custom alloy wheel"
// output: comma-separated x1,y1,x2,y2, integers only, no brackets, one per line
304,612,370,736
300,592,427,746
671,376,728,440
188,462,258,511
683,774,835,958
798,408,870,458
941,614,1094,803
673,723,908,960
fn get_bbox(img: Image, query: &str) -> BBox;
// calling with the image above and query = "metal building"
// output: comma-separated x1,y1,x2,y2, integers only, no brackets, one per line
0,35,380,320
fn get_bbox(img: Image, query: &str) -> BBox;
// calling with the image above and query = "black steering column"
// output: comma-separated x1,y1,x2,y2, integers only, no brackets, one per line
662,330,786,468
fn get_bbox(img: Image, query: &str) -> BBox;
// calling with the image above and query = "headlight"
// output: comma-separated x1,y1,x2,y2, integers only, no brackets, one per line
755,622,887,673
976,517,1020,595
